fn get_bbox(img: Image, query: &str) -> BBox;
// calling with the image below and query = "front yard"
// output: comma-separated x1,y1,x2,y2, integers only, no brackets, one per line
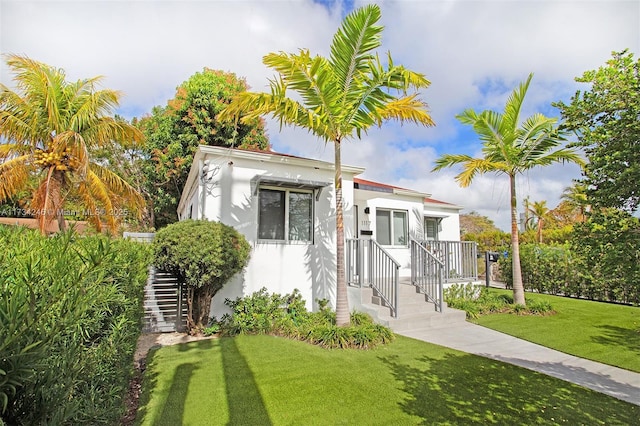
475,289,640,372
136,334,639,425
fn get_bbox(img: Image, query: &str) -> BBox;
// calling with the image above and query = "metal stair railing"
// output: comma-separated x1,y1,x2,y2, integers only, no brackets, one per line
410,239,445,312
416,240,478,283
346,238,400,317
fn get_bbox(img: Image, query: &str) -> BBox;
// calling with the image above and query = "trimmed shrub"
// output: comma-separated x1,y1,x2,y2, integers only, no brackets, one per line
0,226,150,425
152,220,251,334
220,288,394,349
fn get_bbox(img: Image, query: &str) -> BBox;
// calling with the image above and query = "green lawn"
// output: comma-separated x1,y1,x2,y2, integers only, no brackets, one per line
475,289,640,372
136,334,639,425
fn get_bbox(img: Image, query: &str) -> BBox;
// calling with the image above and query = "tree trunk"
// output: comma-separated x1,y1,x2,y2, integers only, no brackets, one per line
194,284,215,333
334,139,350,327
537,220,543,244
35,168,65,234
510,174,526,306
186,286,196,332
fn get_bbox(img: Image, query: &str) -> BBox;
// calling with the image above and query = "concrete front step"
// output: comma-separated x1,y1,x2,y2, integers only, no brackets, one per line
354,283,468,333
378,308,467,332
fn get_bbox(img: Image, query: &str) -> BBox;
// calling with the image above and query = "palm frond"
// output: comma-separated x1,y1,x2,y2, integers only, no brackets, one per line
329,4,382,101
0,154,31,200
373,95,435,127
85,168,117,231
501,73,533,134
432,153,474,171
457,158,508,187
89,163,145,215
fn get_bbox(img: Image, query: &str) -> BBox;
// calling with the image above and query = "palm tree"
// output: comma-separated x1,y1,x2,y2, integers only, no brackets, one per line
525,200,549,243
561,181,590,222
220,4,434,325
0,55,145,234
432,74,583,306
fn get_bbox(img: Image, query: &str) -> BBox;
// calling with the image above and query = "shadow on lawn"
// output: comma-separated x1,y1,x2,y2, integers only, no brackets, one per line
220,337,272,425
380,352,639,424
159,363,198,424
591,324,640,355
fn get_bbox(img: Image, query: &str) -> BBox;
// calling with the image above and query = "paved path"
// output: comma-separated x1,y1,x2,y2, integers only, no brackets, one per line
398,322,640,406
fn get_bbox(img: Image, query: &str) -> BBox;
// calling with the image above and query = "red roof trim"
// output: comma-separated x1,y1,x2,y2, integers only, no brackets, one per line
353,177,403,190
354,178,455,206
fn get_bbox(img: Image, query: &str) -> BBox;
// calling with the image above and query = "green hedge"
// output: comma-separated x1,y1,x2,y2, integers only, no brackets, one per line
499,233,639,305
0,226,150,425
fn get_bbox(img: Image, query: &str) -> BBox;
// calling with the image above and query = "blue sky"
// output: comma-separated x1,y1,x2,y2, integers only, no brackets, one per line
1,0,638,230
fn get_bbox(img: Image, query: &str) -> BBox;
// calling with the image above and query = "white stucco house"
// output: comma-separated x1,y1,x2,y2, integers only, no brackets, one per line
177,145,477,323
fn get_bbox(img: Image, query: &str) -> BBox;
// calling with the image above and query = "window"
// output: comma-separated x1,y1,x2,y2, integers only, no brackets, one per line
424,217,440,241
376,209,407,246
258,187,313,242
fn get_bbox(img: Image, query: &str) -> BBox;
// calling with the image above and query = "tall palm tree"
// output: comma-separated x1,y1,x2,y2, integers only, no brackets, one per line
220,4,434,326
433,74,583,306
0,55,145,234
526,199,549,243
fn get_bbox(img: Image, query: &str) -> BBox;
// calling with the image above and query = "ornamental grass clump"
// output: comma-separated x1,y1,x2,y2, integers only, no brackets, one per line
220,288,394,349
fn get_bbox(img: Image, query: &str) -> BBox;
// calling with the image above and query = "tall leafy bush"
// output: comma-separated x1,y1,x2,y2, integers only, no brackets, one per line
571,209,640,304
0,226,150,425
152,219,251,334
499,211,640,305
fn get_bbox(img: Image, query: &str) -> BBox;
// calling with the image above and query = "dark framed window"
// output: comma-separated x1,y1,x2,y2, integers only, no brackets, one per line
258,187,313,242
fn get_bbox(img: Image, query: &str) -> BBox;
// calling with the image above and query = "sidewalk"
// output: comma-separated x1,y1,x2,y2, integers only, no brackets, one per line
398,322,640,406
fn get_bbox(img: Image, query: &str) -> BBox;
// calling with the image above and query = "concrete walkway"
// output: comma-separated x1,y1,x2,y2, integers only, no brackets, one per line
398,322,640,406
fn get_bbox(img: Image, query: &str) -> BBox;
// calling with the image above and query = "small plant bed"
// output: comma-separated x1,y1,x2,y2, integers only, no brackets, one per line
216,288,394,349
135,334,640,425
444,283,555,319
474,289,640,373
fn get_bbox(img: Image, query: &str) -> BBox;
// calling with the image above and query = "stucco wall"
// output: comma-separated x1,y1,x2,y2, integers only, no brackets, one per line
190,150,357,317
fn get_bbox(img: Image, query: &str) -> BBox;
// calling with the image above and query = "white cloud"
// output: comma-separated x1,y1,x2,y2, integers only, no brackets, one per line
1,0,637,230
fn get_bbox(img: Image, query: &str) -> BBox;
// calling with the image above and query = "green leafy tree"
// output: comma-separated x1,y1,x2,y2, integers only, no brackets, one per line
433,74,583,306
219,4,434,326
138,68,269,228
459,211,501,235
0,55,145,234
152,220,251,334
556,50,640,213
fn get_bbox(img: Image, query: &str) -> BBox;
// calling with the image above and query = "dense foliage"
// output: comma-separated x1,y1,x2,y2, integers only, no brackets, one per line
570,209,640,304
138,69,269,228
556,50,640,213
498,210,640,305
219,288,395,349
0,226,150,425
152,220,251,333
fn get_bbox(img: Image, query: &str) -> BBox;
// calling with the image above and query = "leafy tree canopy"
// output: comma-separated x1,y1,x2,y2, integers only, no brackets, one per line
459,211,500,235
556,50,640,213
138,68,269,228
